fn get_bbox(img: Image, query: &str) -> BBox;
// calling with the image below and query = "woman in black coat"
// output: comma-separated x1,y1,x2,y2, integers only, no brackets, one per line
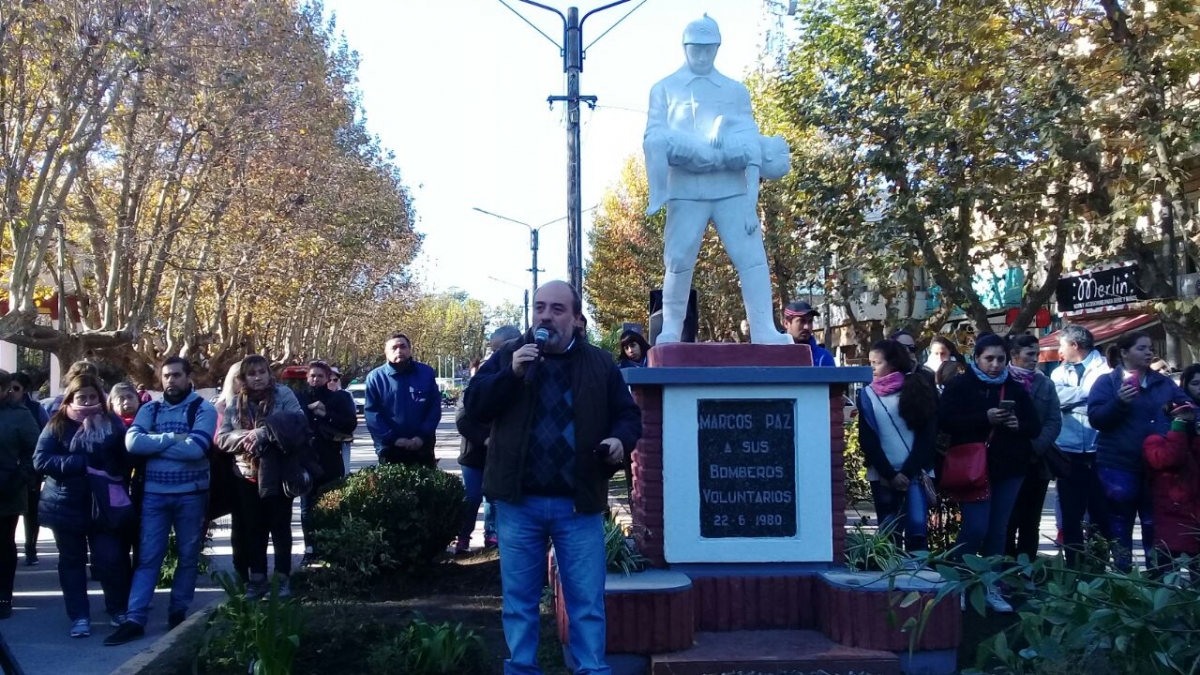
34,374,131,638
938,334,1040,611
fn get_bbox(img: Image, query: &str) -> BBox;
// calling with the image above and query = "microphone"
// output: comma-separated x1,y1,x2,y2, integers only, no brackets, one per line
525,327,550,384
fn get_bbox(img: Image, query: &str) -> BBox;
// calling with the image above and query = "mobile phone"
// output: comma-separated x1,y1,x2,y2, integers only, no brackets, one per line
596,443,611,461
998,400,1015,412
1125,371,1140,388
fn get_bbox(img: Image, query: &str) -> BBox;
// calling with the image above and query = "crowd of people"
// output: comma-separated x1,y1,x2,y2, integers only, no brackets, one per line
0,356,356,645
859,325,1200,613
2,280,1198,673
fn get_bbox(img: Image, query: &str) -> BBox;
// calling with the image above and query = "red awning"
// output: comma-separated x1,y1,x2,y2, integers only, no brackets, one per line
1038,313,1158,362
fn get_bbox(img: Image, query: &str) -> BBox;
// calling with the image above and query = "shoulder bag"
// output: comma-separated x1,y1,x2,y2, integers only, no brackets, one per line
939,384,1003,503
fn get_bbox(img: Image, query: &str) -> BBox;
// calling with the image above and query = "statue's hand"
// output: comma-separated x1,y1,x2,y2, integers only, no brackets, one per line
723,143,751,170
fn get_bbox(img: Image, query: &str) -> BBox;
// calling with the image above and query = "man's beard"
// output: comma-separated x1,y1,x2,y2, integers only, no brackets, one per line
164,384,191,403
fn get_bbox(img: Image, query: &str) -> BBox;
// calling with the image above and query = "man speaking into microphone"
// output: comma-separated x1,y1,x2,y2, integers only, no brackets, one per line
465,280,641,674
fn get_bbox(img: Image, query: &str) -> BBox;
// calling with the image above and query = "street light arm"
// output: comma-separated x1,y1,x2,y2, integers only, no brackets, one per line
534,204,597,231
515,0,567,23
583,0,642,52
473,207,532,230
499,0,563,48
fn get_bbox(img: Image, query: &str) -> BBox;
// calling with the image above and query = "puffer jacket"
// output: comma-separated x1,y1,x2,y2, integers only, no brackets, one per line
34,415,129,533
1089,368,1190,474
0,401,39,517
1142,421,1200,554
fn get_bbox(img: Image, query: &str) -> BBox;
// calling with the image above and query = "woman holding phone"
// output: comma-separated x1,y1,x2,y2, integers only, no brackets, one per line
939,334,1041,612
1088,331,1190,571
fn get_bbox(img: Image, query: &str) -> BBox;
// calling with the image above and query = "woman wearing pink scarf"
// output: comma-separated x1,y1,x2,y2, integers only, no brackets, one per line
1003,335,1062,562
856,340,940,551
33,374,131,639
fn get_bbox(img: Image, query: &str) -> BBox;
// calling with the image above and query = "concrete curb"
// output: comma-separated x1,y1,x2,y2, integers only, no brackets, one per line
108,596,223,675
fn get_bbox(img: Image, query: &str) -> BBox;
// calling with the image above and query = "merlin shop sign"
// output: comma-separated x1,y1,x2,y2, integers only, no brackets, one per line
697,399,797,539
1056,261,1149,316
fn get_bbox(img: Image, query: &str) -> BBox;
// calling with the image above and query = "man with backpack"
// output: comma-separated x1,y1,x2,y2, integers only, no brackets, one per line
106,357,217,645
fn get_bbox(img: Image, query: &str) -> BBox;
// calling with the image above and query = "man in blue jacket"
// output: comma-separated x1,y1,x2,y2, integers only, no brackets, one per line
365,332,440,467
783,301,835,366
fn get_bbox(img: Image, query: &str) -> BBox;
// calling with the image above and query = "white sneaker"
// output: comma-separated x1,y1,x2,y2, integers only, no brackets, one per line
70,618,90,638
986,587,1013,613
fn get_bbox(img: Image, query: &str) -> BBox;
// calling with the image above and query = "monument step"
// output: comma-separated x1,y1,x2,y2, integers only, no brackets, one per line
650,629,900,675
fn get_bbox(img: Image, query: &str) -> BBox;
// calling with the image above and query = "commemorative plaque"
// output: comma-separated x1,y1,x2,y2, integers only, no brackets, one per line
697,398,797,538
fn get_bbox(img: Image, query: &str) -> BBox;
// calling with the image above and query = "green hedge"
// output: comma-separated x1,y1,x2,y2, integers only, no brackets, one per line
314,464,465,576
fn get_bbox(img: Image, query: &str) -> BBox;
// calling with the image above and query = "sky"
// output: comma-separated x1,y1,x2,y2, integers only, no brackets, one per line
322,0,786,311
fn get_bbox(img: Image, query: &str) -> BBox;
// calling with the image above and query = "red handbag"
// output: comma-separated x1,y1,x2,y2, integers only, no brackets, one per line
940,385,1003,503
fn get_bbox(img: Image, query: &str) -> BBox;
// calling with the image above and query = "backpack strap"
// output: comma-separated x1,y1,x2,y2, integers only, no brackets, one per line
186,397,203,429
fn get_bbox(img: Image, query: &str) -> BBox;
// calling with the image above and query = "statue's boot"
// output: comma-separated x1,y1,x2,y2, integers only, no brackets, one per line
657,269,692,344
740,263,792,345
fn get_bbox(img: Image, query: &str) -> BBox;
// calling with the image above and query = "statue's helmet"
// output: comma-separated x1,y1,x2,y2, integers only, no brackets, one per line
682,14,721,45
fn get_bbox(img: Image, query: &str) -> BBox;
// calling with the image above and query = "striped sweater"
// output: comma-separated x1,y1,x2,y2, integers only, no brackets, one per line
126,391,217,494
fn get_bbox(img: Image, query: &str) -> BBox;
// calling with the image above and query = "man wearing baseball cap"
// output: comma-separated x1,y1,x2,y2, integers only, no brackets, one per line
783,301,835,366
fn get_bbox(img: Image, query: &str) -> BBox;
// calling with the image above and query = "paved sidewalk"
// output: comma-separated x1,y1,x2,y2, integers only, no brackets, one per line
0,410,470,675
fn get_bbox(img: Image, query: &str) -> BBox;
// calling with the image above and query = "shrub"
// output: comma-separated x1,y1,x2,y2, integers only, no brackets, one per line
845,519,910,572
603,511,647,576
313,463,464,575
893,550,1200,674
159,529,213,588
367,613,486,675
199,572,304,675
303,515,393,596
842,417,872,504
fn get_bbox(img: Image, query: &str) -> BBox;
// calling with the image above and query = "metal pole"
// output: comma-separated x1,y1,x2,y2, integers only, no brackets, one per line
523,289,530,331
565,7,583,292
530,228,540,299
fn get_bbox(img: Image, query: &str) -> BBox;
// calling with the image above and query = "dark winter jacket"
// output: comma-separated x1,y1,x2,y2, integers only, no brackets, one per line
22,395,49,430
260,411,323,498
1089,367,1190,474
1143,422,1200,554
856,386,937,481
295,387,357,484
217,384,305,485
34,414,129,533
364,360,440,465
455,388,490,470
938,369,1042,482
465,331,642,513
0,401,39,517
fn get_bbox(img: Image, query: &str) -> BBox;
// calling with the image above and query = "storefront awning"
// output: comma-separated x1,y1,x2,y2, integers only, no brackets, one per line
1038,313,1158,362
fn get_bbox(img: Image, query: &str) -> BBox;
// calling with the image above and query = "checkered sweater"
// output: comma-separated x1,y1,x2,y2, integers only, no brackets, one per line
126,392,218,494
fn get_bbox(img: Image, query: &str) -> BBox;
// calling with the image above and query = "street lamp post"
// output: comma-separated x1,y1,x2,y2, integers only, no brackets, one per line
501,0,639,291
474,206,596,303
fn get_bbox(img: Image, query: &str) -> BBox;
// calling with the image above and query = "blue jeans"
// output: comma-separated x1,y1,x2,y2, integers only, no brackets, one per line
870,479,928,551
954,476,1024,559
459,466,497,541
52,527,129,622
496,497,609,675
125,492,208,626
1098,466,1153,572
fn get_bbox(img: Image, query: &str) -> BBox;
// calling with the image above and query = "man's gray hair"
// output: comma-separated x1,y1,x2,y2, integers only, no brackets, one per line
491,325,522,343
1059,324,1095,352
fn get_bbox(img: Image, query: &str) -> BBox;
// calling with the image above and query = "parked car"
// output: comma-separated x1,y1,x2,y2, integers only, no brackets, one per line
347,383,366,416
